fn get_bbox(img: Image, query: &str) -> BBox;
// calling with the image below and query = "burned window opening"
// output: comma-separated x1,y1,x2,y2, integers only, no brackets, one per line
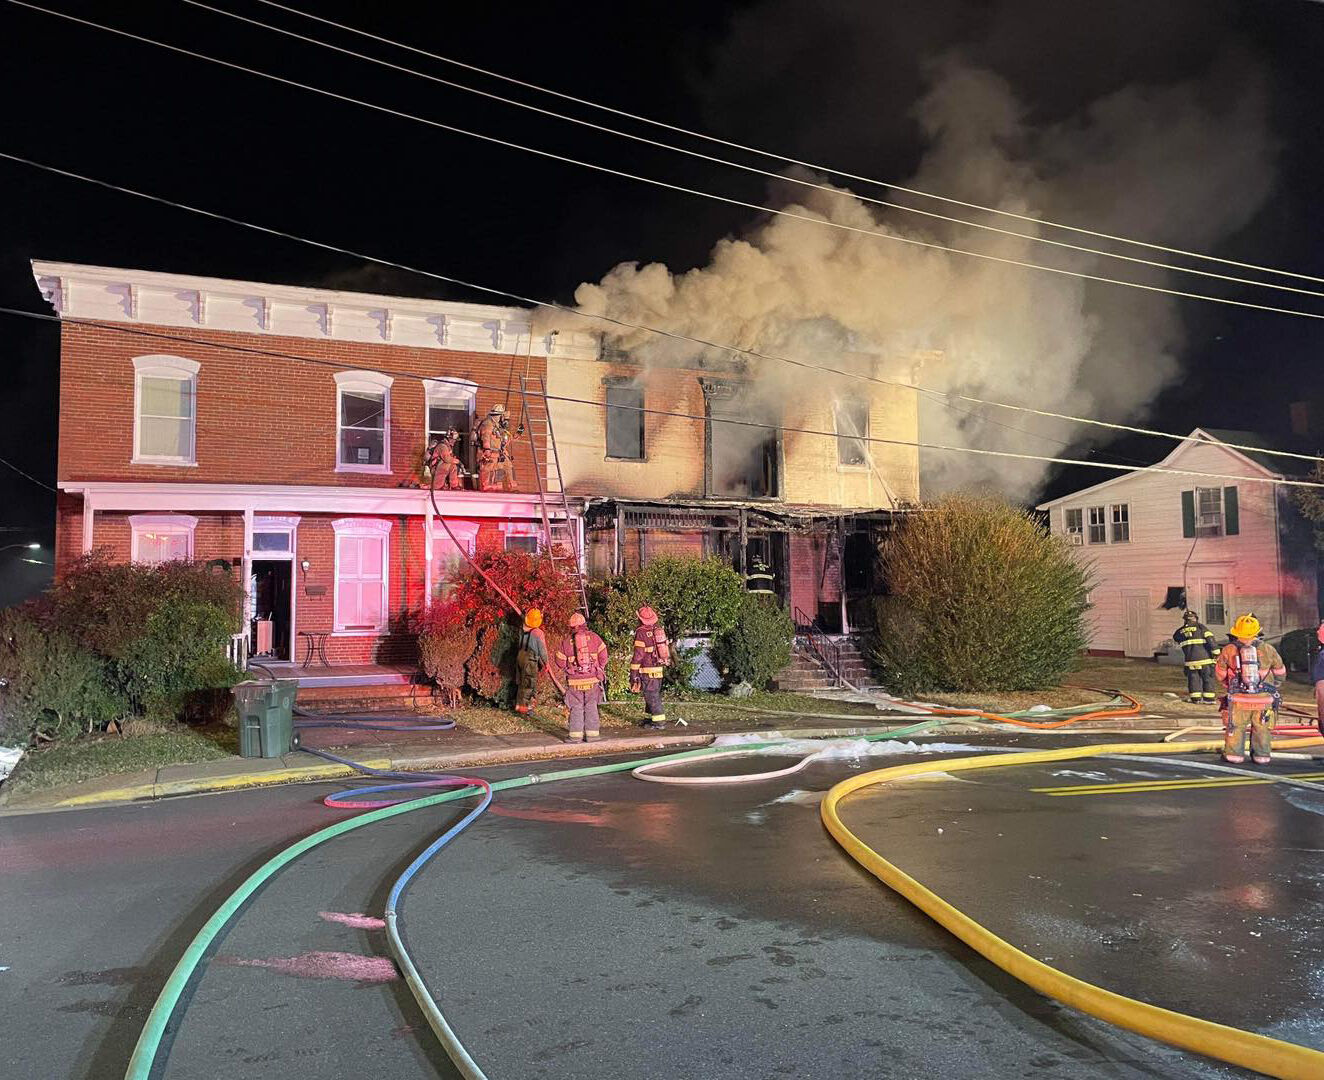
702,380,781,499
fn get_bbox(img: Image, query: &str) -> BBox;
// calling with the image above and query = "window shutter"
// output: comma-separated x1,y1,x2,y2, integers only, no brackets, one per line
1223,486,1239,536
1181,490,1195,538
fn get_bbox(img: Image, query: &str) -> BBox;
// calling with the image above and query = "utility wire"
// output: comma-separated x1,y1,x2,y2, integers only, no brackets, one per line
3,147,1319,472
252,0,1324,287
10,0,1324,329
0,454,56,492
180,0,1324,301
6,304,1322,491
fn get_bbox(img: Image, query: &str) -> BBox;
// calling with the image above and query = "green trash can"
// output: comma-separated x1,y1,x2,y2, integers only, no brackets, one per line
233,678,298,759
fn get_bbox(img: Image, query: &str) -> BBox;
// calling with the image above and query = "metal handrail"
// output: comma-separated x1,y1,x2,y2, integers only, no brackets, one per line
792,606,844,688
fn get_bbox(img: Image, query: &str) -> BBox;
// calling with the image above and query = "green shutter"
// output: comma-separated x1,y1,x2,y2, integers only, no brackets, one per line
1181,490,1195,538
1223,486,1239,536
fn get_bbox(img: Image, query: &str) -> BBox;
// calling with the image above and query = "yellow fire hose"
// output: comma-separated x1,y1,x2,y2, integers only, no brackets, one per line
821,737,1324,1080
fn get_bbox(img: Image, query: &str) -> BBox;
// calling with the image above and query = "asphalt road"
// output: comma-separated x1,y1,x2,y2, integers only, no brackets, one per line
3,735,1319,1079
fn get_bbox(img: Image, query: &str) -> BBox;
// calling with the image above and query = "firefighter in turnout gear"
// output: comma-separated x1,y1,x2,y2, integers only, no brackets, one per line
475,404,516,491
1173,610,1218,703
423,429,465,491
554,612,608,742
630,606,671,729
514,609,548,714
1215,613,1286,765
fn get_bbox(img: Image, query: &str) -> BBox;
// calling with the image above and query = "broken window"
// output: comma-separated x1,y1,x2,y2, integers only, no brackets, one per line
705,382,780,498
834,400,869,467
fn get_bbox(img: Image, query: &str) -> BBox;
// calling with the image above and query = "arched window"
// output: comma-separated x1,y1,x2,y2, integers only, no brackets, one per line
133,355,199,465
335,370,393,473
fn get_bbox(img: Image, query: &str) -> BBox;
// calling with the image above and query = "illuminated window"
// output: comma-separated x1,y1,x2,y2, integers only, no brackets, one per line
333,518,392,632
133,355,199,465
129,514,197,564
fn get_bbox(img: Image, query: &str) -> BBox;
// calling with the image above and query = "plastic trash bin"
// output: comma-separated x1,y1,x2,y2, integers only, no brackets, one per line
233,678,298,758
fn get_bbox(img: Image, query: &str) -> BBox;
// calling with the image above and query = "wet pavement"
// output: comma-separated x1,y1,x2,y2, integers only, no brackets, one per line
5,734,1317,1078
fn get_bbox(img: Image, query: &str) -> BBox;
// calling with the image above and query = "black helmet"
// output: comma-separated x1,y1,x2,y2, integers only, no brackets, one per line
1182,609,1198,621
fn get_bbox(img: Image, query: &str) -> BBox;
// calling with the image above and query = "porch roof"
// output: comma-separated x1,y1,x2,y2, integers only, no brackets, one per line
59,480,578,519
583,497,906,532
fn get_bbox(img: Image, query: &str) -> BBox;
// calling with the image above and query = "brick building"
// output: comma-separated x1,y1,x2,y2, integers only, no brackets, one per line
36,260,596,665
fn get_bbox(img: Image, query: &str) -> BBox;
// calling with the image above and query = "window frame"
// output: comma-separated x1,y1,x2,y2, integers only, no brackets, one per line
604,380,646,461
1195,486,1224,537
334,370,393,474
1064,508,1084,539
833,399,871,470
424,378,478,472
331,517,392,635
500,520,542,554
430,520,480,599
132,355,199,466
1086,505,1107,544
1203,581,1227,627
1109,503,1131,544
129,513,198,564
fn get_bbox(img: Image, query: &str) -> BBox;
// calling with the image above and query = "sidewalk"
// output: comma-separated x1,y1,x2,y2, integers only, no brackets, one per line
0,709,1203,814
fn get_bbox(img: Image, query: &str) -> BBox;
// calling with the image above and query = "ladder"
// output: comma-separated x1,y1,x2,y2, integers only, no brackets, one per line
518,374,590,616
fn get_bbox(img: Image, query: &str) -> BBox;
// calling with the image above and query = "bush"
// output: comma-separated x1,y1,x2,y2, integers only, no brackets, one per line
709,593,794,690
416,603,477,706
589,557,747,696
39,556,244,716
467,622,518,706
869,495,1093,694
0,609,127,745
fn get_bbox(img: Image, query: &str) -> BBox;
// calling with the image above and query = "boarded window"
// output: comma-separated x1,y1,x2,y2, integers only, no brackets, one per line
606,384,645,460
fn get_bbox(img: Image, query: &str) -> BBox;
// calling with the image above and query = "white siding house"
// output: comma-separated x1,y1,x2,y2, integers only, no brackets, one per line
1037,429,1319,657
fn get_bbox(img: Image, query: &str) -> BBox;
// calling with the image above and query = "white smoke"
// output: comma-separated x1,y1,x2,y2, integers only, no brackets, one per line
537,54,1276,498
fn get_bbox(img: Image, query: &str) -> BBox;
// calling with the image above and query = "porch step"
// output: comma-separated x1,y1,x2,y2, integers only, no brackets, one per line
296,680,429,712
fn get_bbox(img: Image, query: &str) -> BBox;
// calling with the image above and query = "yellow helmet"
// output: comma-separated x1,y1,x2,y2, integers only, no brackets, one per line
1229,614,1260,641
523,608,543,629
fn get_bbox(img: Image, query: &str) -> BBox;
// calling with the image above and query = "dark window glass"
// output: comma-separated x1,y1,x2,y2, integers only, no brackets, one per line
606,385,644,459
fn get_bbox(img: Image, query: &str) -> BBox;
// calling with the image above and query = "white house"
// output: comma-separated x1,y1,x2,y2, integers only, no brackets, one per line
1037,429,1320,657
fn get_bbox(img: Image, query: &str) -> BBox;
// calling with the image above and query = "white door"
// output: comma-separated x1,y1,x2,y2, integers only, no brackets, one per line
1122,592,1151,658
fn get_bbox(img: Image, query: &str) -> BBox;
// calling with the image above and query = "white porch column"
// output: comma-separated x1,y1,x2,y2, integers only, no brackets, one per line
423,497,434,608
241,507,254,627
81,492,96,554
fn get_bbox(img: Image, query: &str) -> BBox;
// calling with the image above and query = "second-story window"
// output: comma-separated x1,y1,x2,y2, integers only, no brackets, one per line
335,371,392,473
1087,506,1107,544
1110,503,1130,543
605,380,644,460
133,355,199,465
834,400,869,467
425,378,477,471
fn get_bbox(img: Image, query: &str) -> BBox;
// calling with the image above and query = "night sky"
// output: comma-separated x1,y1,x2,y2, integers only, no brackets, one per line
2,0,1322,602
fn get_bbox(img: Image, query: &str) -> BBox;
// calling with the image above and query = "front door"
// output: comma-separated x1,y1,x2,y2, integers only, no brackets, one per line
1122,591,1151,658
251,560,294,661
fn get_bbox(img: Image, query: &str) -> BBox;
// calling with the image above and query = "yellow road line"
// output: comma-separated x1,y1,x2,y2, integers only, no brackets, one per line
822,737,1324,1080
1034,772,1320,797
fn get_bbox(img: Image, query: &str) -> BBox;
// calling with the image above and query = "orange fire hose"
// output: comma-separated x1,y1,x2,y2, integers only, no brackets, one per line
895,688,1143,729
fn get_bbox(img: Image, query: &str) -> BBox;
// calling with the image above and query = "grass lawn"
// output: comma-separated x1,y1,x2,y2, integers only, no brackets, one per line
4,726,238,797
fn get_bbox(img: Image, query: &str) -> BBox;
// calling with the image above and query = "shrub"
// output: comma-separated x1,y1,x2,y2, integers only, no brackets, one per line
0,609,127,745
39,556,244,716
467,622,518,706
709,593,794,690
870,495,1093,694
441,550,581,643
589,557,747,696
415,601,477,705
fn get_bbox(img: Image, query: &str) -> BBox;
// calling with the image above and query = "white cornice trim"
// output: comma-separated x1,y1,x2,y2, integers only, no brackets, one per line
61,480,576,519
31,259,600,361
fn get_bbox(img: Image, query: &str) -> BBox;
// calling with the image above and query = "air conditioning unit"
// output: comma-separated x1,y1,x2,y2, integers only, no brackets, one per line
1068,532,1084,546
1199,514,1221,527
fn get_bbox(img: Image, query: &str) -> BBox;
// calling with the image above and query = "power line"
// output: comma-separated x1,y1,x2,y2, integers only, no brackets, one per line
251,0,1324,288
5,304,1322,491
3,148,1319,473
10,0,1324,328
0,454,56,492
178,0,1324,302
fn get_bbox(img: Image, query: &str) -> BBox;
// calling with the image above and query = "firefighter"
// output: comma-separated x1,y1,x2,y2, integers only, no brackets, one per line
630,605,671,729
423,429,465,491
514,608,548,714
554,612,608,742
475,404,514,491
1172,609,1218,704
1215,614,1286,765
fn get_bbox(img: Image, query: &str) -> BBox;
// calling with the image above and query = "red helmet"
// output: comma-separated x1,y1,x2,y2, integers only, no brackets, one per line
638,606,658,625
568,612,587,628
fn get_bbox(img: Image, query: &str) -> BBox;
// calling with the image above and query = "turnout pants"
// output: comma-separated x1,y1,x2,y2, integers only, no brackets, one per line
640,674,664,724
515,651,539,710
1223,693,1275,760
565,684,601,735
1184,662,1218,702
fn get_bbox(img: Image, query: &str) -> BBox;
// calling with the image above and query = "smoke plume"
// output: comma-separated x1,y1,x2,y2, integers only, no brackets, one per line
537,42,1277,499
